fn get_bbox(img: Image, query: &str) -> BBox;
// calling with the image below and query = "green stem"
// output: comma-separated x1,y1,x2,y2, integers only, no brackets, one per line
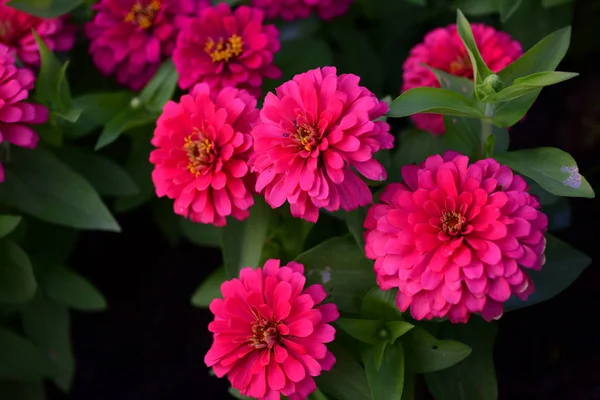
401,373,416,400
479,103,495,158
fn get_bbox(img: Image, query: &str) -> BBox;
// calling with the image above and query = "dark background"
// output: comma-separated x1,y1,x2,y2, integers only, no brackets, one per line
49,1,600,399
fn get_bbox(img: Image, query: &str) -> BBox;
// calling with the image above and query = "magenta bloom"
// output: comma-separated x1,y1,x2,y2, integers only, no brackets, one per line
205,259,339,400
85,0,209,91
251,67,393,223
173,3,281,98
0,44,48,182
251,0,352,21
149,83,258,226
364,152,548,323
0,0,75,67
402,24,522,135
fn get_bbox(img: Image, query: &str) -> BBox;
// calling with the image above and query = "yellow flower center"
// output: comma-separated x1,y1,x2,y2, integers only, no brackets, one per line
124,0,161,30
440,210,465,236
183,133,215,177
204,35,244,63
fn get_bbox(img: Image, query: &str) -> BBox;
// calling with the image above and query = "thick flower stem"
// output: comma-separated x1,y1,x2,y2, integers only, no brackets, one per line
479,103,495,159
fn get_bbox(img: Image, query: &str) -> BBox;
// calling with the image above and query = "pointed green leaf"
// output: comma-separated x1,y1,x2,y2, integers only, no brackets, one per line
363,341,405,400
492,89,540,127
372,339,388,370
0,241,37,303
337,318,386,345
0,147,120,231
67,91,134,139
7,0,82,18
191,266,226,308
342,207,367,250
386,321,414,342
95,108,156,150
494,147,594,198
360,286,403,322
0,327,54,380
455,9,494,87
505,234,591,311
454,0,497,15
0,215,21,238
481,71,578,103
138,59,179,112
315,342,371,400
391,129,446,180
389,88,484,119
403,327,472,374
499,0,523,22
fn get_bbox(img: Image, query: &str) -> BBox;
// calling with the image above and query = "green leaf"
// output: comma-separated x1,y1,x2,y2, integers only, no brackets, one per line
35,261,107,311
424,319,497,400
541,0,571,7
138,59,179,112
386,321,415,342
95,108,156,150
454,0,497,15
21,220,78,263
403,327,472,374
297,235,375,314
389,88,484,119
363,340,405,400
360,286,404,322
498,26,572,86
179,218,222,248
315,342,371,400
222,197,272,278
342,207,367,250
0,147,120,231
275,38,334,82
228,387,253,399
21,294,74,391
494,147,594,198
0,327,54,380
337,318,386,345
56,147,139,197
499,0,523,22
492,90,540,127
67,91,134,139
0,215,21,238
0,241,37,304
191,266,226,308
7,0,82,18
505,234,591,311
0,382,45,400
481,71,578,103
455,9,494,87
391,129,446,177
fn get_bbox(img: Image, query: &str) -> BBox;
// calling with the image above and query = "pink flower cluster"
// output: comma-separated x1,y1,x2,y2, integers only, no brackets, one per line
364,152,548,323
251,0,352,21
402,23,522,135
205,259,338,400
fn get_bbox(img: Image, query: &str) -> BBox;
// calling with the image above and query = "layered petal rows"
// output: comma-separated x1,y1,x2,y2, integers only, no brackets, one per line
251,0,352,21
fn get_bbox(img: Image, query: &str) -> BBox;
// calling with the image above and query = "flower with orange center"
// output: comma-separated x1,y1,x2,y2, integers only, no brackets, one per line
124,0,161,30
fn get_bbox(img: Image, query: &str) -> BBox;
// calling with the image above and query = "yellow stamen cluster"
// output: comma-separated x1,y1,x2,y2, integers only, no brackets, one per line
204,34,243,63
124,0,161,30
183,134,214,177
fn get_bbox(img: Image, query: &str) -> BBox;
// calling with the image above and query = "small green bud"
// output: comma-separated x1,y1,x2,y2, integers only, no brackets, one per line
482,74,505,93
130,97,142,109
378,327,390,340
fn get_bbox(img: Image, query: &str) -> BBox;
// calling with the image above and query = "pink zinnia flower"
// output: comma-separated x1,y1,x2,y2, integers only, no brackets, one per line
205,259,339,400
85,0,209,91
149,83,258,227
0,44,48,182
173,3,281,98
364,152,548,323
402,24,523,135
0,0,75,67
251,66,394,223
251,0,352,21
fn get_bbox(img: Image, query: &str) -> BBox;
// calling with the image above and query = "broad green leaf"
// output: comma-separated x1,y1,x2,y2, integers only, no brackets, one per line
0,241,37,303
481,71,578,103
21,294,74,391
0,147,120,231
0,381,45,400
499,0,523,22
392,129,446,174
21,220,78,263
361,286,404,322
138,59,179,112
337,318,386,345
7,0,82,18
403,327,471,374
0,327,54,380
179,219,222,248
35,261,107,311
0,215,21,238
494,147,594,198
297,235,375,314
56,147,139,197
343,207,367,250
315,342,371,400
424,319,498,400
363,341,405,400
505,234,591,311
455,9,494,87
67,91,134,139
541,0,571,7
222,197,272,278
386,321,415,342
95,108,156,150
191,266,226,308
389,88,484,119
492,89,540,127
498,26,572,86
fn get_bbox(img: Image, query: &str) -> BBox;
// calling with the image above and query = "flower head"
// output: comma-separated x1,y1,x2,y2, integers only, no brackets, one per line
150,83,258,226
0,0,75,67
251,67,393,223
251,0,352,21
0,44,48,182
205,259,339,400
364,152,548,323
402,24,522,135
85,0,209,90
173,3,281,98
